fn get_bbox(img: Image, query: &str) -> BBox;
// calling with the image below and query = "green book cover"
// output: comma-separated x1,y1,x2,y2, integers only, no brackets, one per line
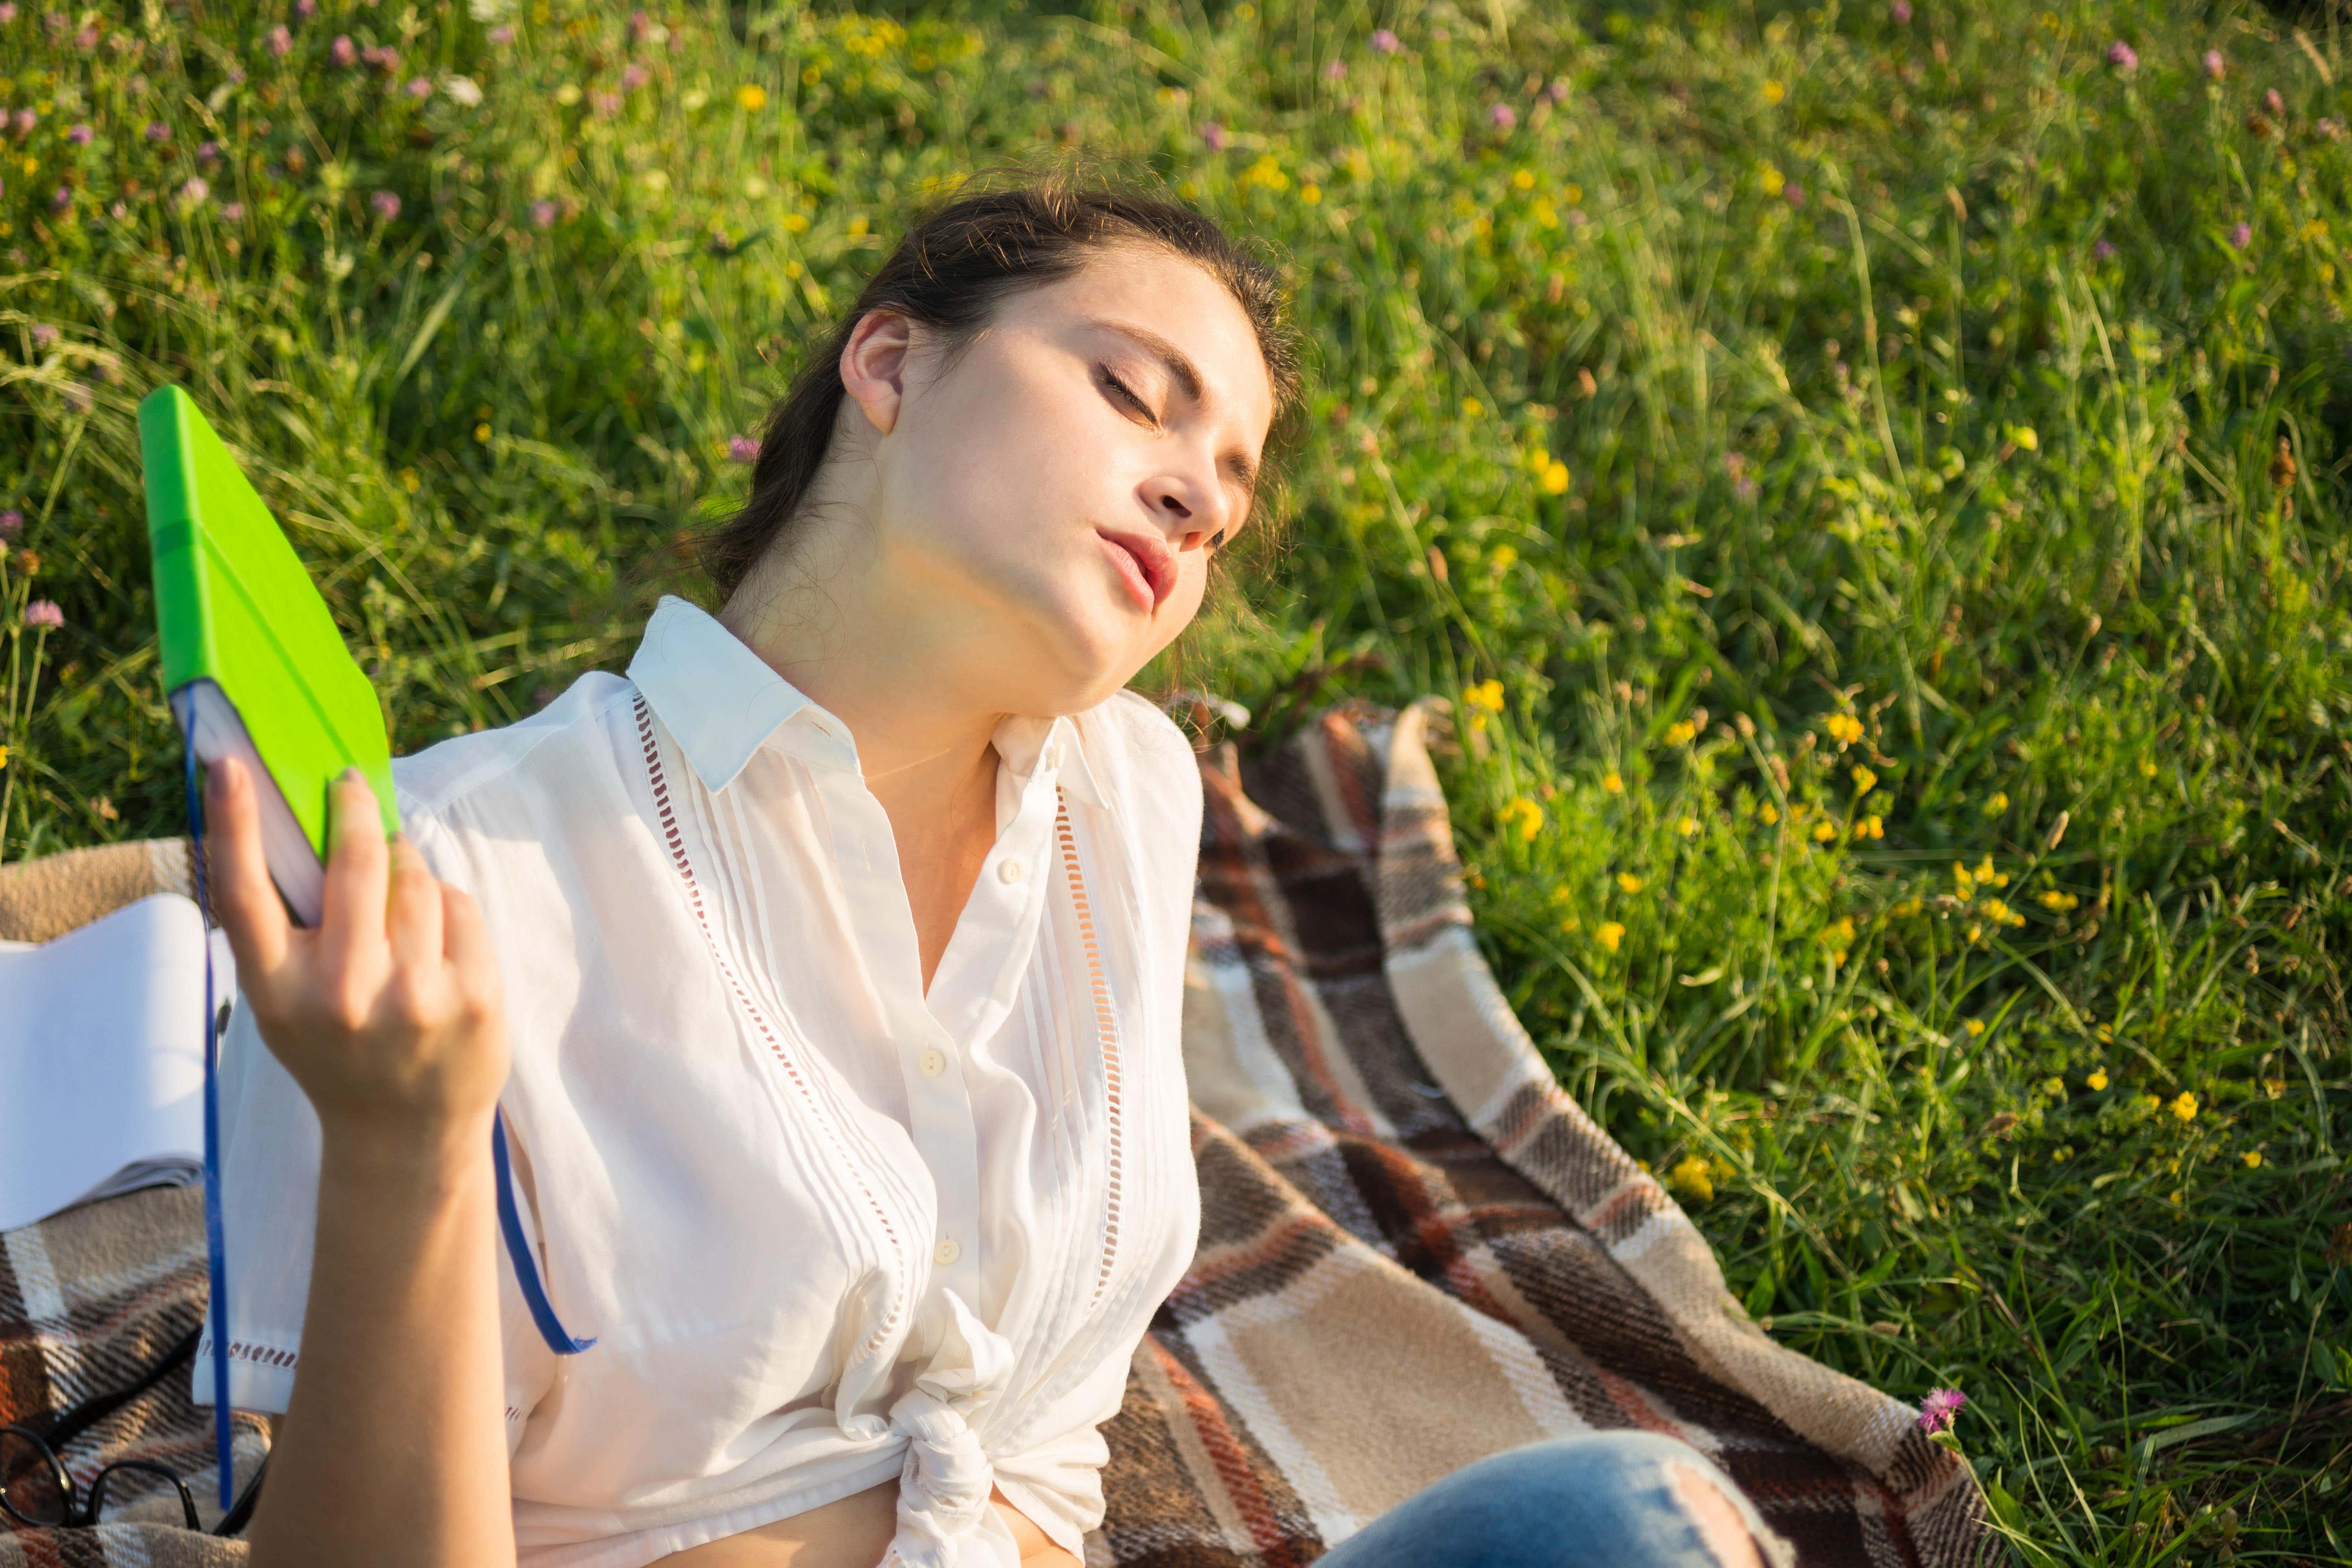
141,385,398,926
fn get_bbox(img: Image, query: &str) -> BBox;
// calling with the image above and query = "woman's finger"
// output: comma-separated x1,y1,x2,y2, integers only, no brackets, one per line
439,884,502,1010
384,835,445,975
318,769,392,963
205,756,292,984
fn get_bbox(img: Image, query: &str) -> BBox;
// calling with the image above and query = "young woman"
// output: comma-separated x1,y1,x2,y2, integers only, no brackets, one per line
200,179,1782,1568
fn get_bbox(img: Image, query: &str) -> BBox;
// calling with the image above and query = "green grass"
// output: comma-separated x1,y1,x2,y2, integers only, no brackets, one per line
6,0,2352,1558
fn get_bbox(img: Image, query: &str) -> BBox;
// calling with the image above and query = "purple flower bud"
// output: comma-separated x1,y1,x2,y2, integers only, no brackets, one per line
0,5,16,23
1324,58,1345,79
267,23,291,54
67,122,90,144
2094,238,2114,260
23,599,63,631
622,63,649,90
1370,27,1398,53
1488,102,1517,130
728,435,760,463
143,120,170,142
628,8,651,41
370,189,401,220
590,90,620,116
362,44,399,73
1544,79,1569,104
63,383,90,413
30,323,57,346
1784,181,1807,206
1199,120,1227,151
530,198,558,228
11,108,34,137
1889,0,1911,21
109,200,126,219
330,33,356,65
0,511,19,538
2320,117,2342,140
72,22,93,48
488,22,512,44
2229,220,2251,250
49,185,70,211
221,201,244,221
181,176,209,201
406,75,432,98
197,139,220,163
296,0,316,16
2265,88,2284,117
2202,49,2225,81
2105,40,2137,72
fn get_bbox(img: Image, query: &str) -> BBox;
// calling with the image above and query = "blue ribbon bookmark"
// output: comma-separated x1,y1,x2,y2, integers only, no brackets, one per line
494,1108,595,1355
180,732,237,1513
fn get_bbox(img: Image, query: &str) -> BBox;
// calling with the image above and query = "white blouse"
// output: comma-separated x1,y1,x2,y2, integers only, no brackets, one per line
201,595,1205,1568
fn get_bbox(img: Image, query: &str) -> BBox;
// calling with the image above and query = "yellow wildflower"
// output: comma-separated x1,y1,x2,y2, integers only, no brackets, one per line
1811,819,1837,843
1963,1019,1985,1037
2139,1094,2162,1116
1300,183,1322,204
1982,898,2024,928
2038,889,2078,911
1596,920,1626,953
1891,898,1922,918
1677,816,1698,837
1759,802,1779,825
399,468,420,493
2171,1092,2199,1122
1762,77,1786,105
0,746,9,769
2008,425,2038,452
2243,1150,2263,1168
736,83,769,110
474,422,492,443
1981,792,2009,815
1603,771,1624,795
1462,397,1484,418
1541,461,1569,494
1512,168,1536,190
1861,814,1884,840
1499,797,1544,841
1463,679,1506,713
1490,545,1518,572
1824,713,1864,746
2087,1069,2108,1091
1664,720,1697,746
1850,765,1877,795
2139,757,2157,777
1953,861,1975,896
1965,923,1983,944
1617,872,1643,894
1974,856,2004,888
1667,1154,1715,1203
2041,1076,2065,1099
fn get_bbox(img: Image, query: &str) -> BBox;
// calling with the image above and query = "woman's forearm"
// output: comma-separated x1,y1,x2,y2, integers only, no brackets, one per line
246,1114,515,1568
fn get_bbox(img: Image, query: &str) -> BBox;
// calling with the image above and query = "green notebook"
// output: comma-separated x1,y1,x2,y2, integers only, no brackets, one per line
142,385,399,926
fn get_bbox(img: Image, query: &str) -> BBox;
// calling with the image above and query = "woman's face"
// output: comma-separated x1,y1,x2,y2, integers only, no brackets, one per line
835,244,1277,715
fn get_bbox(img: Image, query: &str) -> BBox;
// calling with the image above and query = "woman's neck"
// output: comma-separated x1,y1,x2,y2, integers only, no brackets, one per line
719,553,1012,993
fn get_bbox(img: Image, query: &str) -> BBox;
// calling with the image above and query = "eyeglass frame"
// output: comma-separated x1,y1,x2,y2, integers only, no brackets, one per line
0,1322,267,1536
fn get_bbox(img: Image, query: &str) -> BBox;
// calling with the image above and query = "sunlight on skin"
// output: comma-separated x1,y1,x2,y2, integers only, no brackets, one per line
1669,1462,1764,1568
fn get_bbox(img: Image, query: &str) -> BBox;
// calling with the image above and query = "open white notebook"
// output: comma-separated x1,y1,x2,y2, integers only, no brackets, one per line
0,891,236,1232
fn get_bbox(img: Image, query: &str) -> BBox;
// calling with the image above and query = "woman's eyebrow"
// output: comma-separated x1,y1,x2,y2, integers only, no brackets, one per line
1088,317,1261,502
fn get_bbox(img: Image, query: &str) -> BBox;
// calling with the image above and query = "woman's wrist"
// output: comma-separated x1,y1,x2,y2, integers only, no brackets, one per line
316,1105,498,1202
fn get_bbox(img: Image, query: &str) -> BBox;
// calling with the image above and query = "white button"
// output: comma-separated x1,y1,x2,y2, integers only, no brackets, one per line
997,858,1025,884
934,1237,961,1266
1045,742,1065,770
918,1048,946,1078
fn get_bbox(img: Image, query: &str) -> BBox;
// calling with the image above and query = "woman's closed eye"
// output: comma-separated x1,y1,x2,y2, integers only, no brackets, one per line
1099,367,1159,427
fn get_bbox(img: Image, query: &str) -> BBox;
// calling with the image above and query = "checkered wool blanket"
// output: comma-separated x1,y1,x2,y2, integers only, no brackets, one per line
0,702,1987,1567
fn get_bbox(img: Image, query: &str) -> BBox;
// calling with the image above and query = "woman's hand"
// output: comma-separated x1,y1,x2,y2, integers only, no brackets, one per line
214,760,523,1568
208,758,509,1144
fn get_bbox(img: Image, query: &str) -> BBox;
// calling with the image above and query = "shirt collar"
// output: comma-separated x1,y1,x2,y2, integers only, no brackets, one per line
626,595,1106,808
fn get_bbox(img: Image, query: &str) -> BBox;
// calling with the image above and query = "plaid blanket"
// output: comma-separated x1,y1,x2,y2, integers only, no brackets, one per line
0,705,1987,1567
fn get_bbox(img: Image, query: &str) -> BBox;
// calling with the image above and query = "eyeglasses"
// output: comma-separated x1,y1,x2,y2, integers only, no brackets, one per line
0,1323,267,1536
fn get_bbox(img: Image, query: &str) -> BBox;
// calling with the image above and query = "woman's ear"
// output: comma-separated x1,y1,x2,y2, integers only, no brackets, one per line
839,308,916,437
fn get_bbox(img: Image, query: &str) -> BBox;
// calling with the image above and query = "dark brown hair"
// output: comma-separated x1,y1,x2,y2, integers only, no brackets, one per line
695,165,1307,605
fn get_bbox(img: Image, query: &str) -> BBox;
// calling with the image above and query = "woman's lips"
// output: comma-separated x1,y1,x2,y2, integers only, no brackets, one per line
1096,529,1174,612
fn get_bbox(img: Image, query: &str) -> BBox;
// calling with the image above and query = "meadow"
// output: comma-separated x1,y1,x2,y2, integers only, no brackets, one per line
4,0,2351,1557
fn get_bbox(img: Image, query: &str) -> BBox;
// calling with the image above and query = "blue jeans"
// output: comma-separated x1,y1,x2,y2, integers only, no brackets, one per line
1316,1432,1780,1568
